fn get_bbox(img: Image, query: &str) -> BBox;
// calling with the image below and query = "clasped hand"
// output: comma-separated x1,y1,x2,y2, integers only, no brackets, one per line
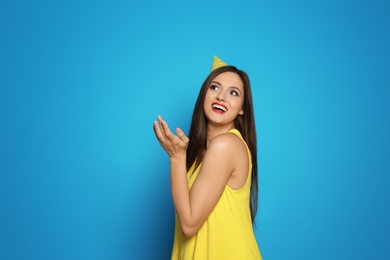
153,116,189,158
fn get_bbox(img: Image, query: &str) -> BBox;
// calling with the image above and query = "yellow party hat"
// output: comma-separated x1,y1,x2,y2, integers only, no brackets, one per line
211,56,227,71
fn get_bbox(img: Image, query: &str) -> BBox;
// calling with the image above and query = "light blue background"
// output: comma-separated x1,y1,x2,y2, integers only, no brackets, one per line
1,0,389,259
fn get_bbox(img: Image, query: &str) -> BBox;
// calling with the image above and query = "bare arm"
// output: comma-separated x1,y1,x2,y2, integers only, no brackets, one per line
153,116,243,238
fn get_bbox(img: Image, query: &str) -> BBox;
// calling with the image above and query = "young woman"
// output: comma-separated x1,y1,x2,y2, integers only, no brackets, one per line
153,56,262,259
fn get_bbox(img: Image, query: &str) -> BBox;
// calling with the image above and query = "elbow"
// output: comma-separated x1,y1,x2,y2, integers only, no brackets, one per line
181,225,197,239
178,215,203,238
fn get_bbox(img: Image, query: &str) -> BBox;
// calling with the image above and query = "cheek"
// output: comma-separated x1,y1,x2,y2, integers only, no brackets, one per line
204,92,213,104
203,97,211,110
238,96,245,107
232,98,244,108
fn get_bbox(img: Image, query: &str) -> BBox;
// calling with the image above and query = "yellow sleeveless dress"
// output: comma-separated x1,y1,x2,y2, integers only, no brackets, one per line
171,129,262,260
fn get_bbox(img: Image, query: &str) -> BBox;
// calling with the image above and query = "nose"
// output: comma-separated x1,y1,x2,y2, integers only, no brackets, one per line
216,90,226,102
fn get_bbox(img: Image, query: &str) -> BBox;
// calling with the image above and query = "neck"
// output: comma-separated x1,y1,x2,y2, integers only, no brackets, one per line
206,122,235,147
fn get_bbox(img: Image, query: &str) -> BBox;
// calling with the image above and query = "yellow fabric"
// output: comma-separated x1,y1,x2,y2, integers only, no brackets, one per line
171,129,262,260
211,56,228,71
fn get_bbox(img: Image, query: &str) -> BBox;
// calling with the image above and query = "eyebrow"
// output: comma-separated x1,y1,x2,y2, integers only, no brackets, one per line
210,81,242,93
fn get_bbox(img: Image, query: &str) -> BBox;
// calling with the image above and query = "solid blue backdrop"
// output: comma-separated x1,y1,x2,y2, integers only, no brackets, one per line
1,0,389,259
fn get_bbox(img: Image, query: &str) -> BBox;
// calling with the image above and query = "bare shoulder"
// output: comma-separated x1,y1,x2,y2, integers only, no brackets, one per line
208,132,247,156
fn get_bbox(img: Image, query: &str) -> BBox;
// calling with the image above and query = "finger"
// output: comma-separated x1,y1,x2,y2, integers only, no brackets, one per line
157,115,162,127
158,116,168,137
176,128,189,144
153,120,166,143
153,121,162,139
161,120,177,141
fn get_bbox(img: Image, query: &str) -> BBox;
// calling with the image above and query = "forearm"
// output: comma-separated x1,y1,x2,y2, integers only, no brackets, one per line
152,116,194,236
169,156,194,236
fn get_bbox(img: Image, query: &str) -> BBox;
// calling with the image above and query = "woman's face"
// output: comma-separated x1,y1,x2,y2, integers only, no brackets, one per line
203,71,245,127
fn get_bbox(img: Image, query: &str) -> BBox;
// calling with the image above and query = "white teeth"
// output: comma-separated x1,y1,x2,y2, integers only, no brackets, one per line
212,104,227,112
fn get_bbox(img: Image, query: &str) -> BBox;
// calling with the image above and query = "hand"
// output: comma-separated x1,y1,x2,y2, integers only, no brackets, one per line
153,116,189,159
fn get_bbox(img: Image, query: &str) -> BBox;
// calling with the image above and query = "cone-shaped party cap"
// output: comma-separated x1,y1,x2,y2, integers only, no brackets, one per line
211,56,227,71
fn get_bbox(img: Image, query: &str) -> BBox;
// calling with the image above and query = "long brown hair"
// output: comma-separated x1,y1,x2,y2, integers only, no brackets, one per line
186,66,259,224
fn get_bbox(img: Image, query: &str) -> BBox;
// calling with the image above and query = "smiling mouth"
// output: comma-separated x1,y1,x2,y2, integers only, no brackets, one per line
212,103,227,113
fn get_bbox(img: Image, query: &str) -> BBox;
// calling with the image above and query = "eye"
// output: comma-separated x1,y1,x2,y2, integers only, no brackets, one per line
209,84,219,91
230,90,239,96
